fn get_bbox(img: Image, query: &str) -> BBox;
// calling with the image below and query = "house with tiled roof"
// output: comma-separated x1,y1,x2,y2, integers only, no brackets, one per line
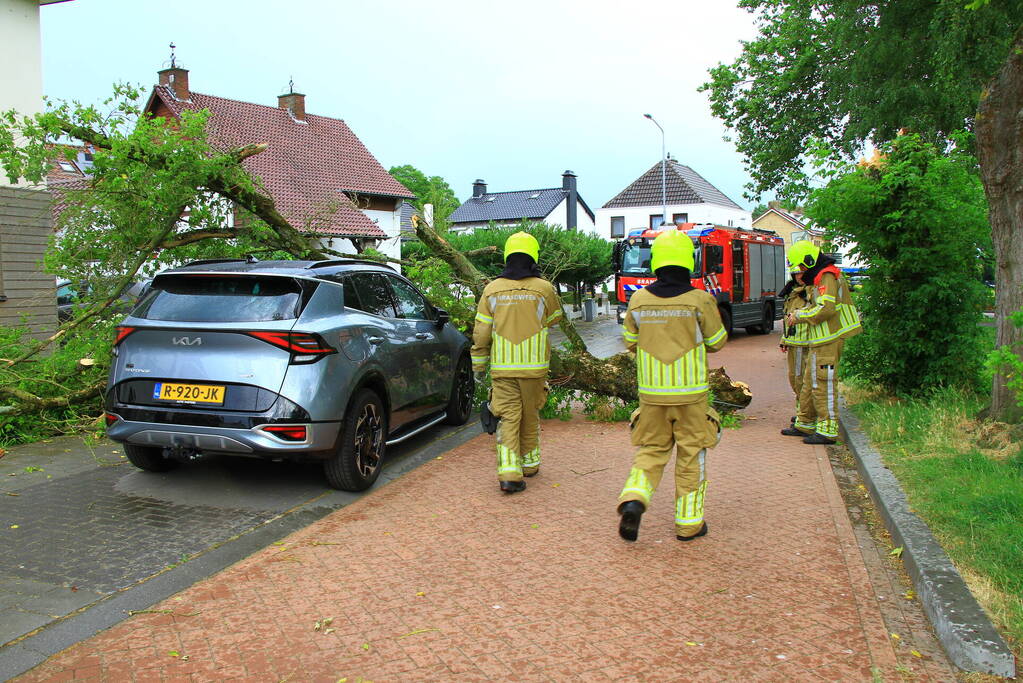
596,157,751,241
752,201,810,247
447,171,596,233
143,66,414,260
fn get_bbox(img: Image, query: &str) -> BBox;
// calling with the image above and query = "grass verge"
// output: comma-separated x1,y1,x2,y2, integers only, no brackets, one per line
844,384,1023,651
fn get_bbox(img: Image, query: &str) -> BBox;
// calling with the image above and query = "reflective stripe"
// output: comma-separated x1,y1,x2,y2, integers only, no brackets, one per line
816,420,839,438
620,467,653,504
675,480,708,526
704,326,726,347
622,329,639,342
522,447,540,468
545,311,562,324
636,347,708,397
475,312,493,324
490,329,549,370
819,294,836,303
496,444,522,476
810,350,818,389
795,420,816,431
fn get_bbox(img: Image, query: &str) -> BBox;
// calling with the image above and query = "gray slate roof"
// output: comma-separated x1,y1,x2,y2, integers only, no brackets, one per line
602,160,743,210
449,188,594,225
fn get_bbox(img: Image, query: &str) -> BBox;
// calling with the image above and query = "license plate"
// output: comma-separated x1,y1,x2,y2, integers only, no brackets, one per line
153,382,225,404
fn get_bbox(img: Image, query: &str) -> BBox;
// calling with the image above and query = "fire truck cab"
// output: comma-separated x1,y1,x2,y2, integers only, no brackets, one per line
611,223,786,337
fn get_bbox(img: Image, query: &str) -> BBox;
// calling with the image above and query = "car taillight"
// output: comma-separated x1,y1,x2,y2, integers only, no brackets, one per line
248,331,336,363
113,326,136,346
262,425,307,441
104,412,120,426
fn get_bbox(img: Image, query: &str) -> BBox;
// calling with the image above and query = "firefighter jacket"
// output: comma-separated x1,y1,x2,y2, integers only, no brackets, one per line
793,266,862,346
782,285,813,347
622,287,727,405
471,276,563,379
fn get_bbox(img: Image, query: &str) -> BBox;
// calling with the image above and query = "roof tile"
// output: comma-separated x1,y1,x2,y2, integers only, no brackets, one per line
602,160,742,210
153,86,413,238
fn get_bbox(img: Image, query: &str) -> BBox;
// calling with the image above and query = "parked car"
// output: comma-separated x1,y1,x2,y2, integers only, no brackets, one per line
104,258,474,491
57,278,153,322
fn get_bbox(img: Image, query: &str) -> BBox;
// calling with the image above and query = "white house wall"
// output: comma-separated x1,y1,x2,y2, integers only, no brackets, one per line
542,198,597,232
595,203,752,241
1,0,43,189
315,206,402,271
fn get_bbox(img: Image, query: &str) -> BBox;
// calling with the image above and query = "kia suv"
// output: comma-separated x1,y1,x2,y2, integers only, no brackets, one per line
104,258,474,491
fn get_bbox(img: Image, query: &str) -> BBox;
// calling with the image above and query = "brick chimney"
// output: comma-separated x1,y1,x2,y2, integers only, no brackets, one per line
278,91,306,122
158,67,190,101
472,179,487,198
562,170,578,230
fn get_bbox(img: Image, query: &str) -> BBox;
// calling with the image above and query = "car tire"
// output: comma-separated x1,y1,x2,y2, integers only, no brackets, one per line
324,388,386,492
718,306,733,338
124,444,177,472
442,354,474,426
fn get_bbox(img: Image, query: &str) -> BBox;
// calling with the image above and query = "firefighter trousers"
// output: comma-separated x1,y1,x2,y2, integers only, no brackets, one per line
618,400,721,538
795,340,844,438
786,345,809,416
491,377,547,481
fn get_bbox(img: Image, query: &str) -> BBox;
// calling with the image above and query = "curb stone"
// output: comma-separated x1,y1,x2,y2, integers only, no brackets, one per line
838,396,1016,677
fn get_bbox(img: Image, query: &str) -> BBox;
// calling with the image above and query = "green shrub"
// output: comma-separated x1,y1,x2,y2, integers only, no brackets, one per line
808,133,991,395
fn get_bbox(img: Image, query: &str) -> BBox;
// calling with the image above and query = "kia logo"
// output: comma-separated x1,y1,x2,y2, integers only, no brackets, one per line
172,337,202,346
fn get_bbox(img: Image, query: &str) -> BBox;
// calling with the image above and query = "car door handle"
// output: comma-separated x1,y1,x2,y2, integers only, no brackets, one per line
415,333,430,340
367,336,385,345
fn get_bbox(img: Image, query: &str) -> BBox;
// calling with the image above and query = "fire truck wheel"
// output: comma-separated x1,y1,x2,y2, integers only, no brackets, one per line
745,304,774,335
718,307,733,338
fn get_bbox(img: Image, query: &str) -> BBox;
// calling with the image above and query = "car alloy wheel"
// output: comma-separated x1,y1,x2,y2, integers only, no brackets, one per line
354,401,384,478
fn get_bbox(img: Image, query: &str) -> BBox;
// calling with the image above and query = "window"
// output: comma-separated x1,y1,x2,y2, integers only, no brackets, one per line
727,219,734,227
135,276,302,322
672,213,688,225
58,161,77,173
649,215,665,230
56,282,77,306
387,276,432,320
347,273,396,318
610,216,625,238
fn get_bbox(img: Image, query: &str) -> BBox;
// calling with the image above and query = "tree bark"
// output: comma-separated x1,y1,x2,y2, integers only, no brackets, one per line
976,25,1023,423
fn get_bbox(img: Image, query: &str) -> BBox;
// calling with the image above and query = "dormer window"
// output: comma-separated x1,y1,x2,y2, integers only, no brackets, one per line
58,161,77,173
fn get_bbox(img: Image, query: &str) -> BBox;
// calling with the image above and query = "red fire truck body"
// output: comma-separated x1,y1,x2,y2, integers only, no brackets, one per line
611,223,786,336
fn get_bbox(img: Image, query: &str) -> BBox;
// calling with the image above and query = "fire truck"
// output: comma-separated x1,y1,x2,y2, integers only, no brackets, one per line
611,223,786,336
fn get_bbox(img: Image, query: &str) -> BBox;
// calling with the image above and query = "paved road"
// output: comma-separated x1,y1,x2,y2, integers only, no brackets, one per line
0,418,481,678
13,328,955,681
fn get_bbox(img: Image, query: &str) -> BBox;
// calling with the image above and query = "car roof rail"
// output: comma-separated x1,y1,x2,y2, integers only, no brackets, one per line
306,259,387,269
181,258,251,267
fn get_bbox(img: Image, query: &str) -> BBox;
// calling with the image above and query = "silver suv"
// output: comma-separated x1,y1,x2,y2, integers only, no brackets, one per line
104,258,474,491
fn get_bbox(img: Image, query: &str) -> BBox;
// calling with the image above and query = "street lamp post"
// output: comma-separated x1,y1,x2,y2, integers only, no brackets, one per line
644,113,667,228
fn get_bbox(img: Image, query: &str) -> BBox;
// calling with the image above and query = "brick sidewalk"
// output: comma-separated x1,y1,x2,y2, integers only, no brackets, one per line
16,332,951,682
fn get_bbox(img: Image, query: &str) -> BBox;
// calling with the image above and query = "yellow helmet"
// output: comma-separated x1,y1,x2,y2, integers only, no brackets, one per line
787,240,821,271
504,231,539,263
650,230,695,272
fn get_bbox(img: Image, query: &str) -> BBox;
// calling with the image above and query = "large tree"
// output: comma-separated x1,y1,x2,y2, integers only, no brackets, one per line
388,164,460,230
703,0,1023,421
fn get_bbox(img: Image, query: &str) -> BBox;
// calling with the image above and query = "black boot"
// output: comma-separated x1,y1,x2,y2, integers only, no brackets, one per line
790,415,796,425
803,432,837,445
677,522,709,542
780,426,809,437
500,480,526,493
618,501,645,541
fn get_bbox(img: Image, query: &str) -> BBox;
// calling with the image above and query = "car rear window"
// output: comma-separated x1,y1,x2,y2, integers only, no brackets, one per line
134,275,303,322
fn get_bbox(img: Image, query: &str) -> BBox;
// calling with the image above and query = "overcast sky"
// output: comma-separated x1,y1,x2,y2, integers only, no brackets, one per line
40,0,760,211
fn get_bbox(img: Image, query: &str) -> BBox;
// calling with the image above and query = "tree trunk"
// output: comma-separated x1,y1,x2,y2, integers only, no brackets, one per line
976,25,1023,423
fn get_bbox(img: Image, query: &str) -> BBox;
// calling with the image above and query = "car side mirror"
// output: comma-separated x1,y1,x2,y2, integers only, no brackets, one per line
435,308,450,327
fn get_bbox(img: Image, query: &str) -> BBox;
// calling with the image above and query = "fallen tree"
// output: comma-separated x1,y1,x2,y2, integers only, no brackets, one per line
0,85,751,424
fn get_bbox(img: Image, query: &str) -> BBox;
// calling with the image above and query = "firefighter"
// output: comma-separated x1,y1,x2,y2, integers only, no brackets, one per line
617,231,727,542
471,232,562,493
779,265,813,425
781,242,862,445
